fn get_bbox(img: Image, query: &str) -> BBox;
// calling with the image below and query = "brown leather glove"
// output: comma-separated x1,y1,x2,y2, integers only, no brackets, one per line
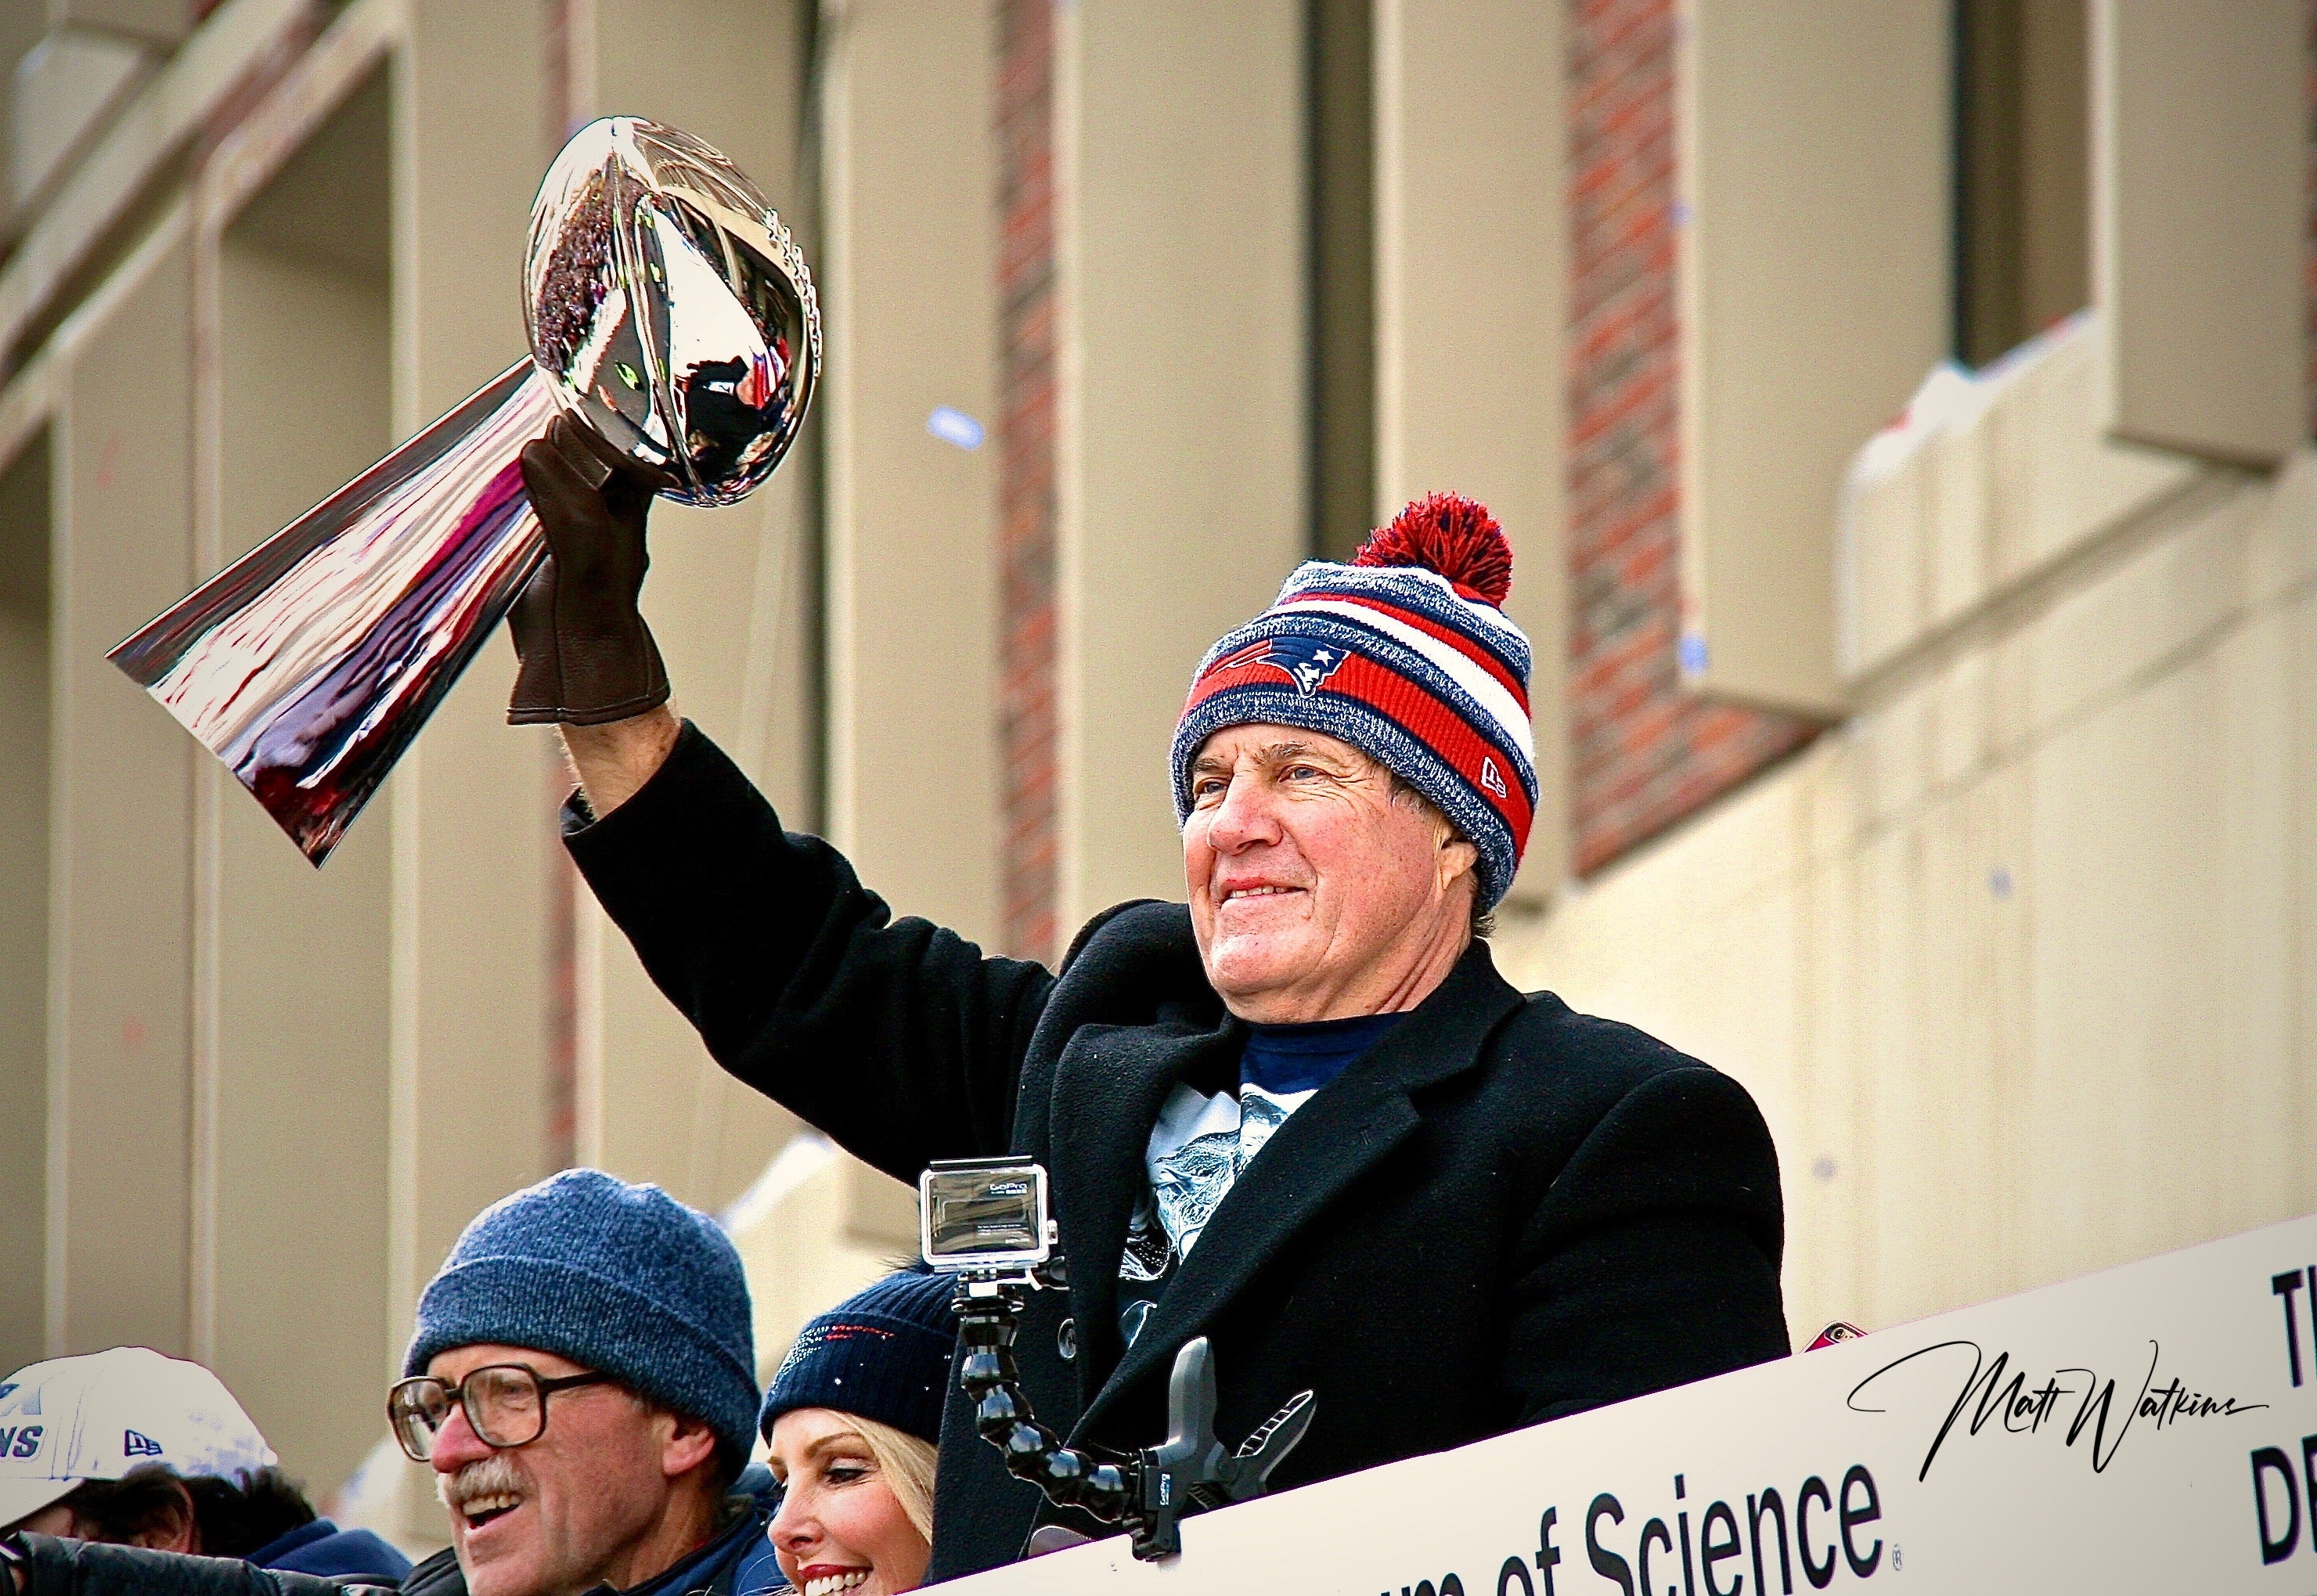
507,414,672,726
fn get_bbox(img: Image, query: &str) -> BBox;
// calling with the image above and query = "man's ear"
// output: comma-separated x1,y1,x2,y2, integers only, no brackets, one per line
1434,834,1479,897
128,1482,199,1554
658,1409,722,1482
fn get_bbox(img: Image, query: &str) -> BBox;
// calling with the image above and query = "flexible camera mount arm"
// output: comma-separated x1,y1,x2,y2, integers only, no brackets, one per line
953,1279,1140,1526
949,1277,1316,1560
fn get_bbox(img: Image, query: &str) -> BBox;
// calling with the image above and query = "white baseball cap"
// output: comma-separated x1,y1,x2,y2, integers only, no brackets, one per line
0,1347,277,1530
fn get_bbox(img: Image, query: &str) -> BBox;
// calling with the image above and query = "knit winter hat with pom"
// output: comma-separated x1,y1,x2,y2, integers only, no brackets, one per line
1171,493,1537,910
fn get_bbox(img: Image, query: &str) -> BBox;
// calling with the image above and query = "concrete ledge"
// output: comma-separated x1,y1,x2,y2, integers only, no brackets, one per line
1840,312,2201,683
0,0,319,373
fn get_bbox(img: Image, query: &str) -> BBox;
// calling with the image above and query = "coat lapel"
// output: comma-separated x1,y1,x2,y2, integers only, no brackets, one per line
1046,1014,1241,1402
1076,942,1524,1439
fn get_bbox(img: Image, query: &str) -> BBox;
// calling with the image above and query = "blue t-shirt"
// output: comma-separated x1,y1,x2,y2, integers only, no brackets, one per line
1239,1011,1408,1095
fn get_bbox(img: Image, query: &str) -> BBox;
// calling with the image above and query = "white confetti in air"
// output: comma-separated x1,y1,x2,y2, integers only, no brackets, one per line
927,406,985,450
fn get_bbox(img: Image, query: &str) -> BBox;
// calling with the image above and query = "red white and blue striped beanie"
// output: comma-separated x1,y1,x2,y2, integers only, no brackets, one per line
1171,493,1536,910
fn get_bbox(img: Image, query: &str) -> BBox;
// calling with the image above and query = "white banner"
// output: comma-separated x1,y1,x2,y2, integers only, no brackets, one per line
950,1212,2317,1594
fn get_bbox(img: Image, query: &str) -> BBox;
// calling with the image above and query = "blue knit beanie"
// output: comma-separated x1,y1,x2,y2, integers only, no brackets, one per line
759,1270,957,1446
404,1169,758,1466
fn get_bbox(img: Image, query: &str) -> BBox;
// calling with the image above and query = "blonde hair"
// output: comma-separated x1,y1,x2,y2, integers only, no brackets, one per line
851,1415,939,1544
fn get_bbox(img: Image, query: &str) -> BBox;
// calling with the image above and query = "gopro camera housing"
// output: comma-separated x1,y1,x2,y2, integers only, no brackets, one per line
920,1157,1054,1280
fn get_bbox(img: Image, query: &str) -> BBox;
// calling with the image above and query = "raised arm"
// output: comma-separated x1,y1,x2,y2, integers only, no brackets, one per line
510,419,1054,1181
562,704,683,815
561,718,1055,1184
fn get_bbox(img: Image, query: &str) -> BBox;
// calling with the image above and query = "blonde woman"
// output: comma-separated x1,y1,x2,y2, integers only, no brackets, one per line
760,1272,952,1596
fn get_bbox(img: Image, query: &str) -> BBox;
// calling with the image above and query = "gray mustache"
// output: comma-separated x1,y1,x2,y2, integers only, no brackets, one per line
436,1452,526,1512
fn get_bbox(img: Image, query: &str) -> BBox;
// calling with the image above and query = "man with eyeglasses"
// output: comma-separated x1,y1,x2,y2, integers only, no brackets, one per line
2,1170,785,1596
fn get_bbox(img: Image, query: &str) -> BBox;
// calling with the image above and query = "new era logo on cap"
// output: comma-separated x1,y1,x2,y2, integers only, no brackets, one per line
0,1347,276,1532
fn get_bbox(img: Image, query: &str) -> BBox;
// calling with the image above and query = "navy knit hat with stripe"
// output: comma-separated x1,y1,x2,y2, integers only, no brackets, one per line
404,1169,759,1468
759,1270,957,1447
1172,493,1537,910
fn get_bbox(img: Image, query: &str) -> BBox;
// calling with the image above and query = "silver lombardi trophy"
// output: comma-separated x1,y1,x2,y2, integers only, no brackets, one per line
107,118,820,865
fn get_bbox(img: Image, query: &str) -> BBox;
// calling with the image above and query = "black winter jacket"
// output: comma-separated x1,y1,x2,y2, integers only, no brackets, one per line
15,1470,786,1596
565,724,1791,1581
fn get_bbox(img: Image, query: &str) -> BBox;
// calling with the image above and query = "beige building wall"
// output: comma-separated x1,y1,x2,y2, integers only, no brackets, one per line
1674,0,1949,717
567,0,816,1229
1054,0,1309,931
1372,0,1568,894
46,215,200,1363
1497,315,2317,1342
820,0,1004,952
204,63,396,1493
2092,0,2304,467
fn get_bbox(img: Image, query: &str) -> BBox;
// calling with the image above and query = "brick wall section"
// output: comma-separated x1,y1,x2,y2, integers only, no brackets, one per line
997,0,1059,962
1566,0,1815,876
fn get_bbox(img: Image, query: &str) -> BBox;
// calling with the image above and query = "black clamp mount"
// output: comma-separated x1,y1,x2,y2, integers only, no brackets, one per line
950,1275,1315,1560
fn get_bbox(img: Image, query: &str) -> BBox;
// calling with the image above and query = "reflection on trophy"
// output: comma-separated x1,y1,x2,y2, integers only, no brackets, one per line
108,117,820,866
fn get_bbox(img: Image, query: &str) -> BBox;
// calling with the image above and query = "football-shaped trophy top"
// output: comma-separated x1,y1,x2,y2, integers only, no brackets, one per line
527,117,820,503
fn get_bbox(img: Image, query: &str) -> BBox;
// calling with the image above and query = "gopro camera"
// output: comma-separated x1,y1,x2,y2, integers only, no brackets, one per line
919,1157,1057,1284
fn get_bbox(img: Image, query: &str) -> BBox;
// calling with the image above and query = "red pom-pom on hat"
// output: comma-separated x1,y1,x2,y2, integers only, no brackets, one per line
1353,492,1512,607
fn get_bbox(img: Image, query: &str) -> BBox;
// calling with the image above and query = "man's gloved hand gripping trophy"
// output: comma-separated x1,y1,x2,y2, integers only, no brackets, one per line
108,118,820,864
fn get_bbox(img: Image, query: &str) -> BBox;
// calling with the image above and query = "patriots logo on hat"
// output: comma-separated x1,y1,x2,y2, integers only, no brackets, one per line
1211,635,1354,697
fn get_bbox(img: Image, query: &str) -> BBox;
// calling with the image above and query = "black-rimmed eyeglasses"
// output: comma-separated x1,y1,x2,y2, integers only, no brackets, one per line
387,1364,614,1462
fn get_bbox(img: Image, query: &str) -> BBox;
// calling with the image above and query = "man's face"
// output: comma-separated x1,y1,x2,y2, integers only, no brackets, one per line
8,1502,82,1540
1184,724,1477,1022
426,1344,706,1596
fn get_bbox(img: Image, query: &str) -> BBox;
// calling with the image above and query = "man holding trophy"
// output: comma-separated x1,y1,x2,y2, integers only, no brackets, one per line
96,108,1788,1583
536,474,1790,1574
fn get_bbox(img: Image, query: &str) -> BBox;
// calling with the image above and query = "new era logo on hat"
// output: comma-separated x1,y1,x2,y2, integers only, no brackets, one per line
0,1347,276,1531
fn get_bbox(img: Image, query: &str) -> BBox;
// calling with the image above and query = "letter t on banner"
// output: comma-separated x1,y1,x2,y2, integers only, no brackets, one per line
2275,1270,2308,1385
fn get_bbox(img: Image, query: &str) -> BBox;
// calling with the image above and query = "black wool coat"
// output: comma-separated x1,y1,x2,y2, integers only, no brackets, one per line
565,724,1791,1581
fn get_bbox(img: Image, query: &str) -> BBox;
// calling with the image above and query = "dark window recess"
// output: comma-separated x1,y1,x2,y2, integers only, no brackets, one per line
1952,0,2091,367
1306,0,1375,562
0,427,50,1375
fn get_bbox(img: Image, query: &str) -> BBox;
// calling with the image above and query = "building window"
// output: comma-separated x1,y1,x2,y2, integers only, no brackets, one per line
1952,0,2090,366
1306,0,1375,563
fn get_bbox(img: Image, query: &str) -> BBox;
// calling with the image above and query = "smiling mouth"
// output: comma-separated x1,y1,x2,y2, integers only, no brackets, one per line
798,1569,870,1596
458,1493,522,1531
1222,884,1300,902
